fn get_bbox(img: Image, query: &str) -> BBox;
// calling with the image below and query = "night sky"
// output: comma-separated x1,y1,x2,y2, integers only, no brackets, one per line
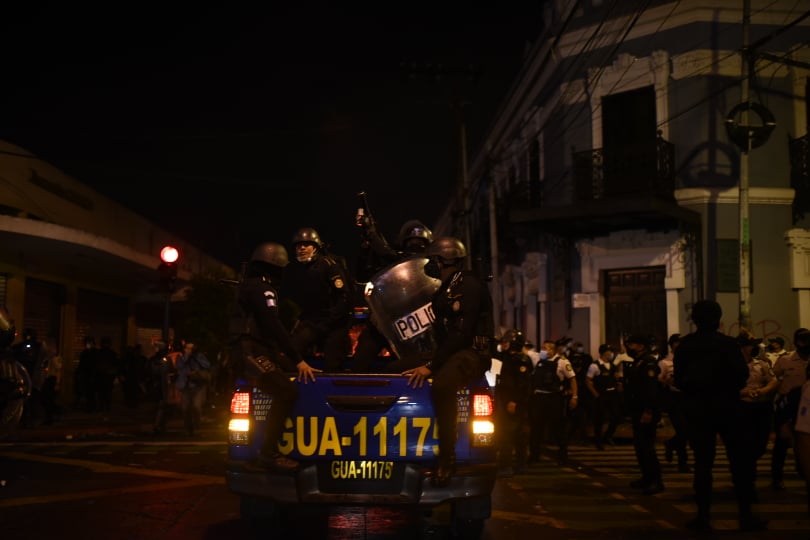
1,5,543,270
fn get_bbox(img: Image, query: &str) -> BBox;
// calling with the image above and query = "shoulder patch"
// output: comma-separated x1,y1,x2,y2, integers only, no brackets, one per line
519,365,528,373
451,300,461,312
565,364,573,372
333,277,344,289
647,369,656,378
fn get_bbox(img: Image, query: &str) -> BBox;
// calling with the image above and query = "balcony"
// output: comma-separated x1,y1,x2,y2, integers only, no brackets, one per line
572,131,675,201
510,132,699,237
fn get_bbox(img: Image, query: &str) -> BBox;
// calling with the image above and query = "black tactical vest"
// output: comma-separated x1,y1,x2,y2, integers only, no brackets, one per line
593,362,617,393
532,358,561,392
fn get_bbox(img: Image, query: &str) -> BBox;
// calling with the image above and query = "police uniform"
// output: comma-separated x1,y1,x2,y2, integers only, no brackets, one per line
624,342,664,492
424,268,493,474
233,273,305,462
586,357,622,448
528,352,575,464
567,347,593,444
495,346,533,473
281,252,353,371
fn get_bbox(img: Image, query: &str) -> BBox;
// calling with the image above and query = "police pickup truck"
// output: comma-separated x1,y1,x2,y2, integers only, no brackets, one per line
225,257,497,538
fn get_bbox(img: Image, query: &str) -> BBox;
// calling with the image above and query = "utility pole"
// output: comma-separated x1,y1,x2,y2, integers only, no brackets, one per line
739,0,752,330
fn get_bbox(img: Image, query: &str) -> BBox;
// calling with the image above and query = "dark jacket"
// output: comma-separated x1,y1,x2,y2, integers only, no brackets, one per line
281,254,352,330
235,275,303,371
430,270,493,373
496,349,533,408
673,330,748,402
624,351,663,417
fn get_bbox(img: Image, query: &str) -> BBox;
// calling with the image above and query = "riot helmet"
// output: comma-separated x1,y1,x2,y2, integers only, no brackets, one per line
426,236,467,263
250,242,289,268
291,227,322,263
291,228,323,249
0,305,15,349
247,242,288,280
398,220,433,254
500,328,526,352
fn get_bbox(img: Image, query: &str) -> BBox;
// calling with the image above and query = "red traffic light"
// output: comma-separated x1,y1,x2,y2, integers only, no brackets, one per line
160,245,179,264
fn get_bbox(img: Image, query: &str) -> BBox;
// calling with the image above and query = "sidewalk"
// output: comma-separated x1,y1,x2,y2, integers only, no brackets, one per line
4,397,229,443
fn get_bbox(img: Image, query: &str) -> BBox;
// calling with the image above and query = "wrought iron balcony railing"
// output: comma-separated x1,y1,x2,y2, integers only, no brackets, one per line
572,131,675,202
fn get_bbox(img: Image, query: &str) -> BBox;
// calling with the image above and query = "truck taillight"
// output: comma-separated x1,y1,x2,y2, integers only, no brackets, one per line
471,392,495,447
229,392,252,445
230,392,251,414
472,393,493,417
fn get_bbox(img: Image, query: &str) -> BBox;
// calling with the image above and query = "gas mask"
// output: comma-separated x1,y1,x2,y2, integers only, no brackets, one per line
539,350,549,361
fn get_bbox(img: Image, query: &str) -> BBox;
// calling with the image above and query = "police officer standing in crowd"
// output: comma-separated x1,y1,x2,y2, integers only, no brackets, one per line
585,344,622,449
528,338,578,465
495,329,533,477
659,333,690,473
567,341,593,446
281,227,353,372
232,242,320,472
400,237,493,487
674,300,766,532
623,334,665,495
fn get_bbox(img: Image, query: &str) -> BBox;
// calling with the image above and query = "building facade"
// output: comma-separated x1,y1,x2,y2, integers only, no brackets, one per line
0,140,233,400
436,0,810,355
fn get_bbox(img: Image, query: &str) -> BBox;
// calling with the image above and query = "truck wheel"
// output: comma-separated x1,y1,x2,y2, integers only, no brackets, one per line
450,495,490,539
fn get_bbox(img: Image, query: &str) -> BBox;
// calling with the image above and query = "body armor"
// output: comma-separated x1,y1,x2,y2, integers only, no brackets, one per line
532,358,561,393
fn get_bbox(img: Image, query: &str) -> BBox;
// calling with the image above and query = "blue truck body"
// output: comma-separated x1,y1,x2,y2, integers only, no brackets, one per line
225,371,497,535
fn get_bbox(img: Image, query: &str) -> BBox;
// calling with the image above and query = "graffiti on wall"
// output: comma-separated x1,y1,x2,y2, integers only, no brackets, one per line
711,319,793,344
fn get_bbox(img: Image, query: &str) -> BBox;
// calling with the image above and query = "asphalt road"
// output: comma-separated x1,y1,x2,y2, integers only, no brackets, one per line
1,431,808,540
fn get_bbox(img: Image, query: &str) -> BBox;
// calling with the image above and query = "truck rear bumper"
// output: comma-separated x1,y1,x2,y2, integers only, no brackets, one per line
226,461,496,507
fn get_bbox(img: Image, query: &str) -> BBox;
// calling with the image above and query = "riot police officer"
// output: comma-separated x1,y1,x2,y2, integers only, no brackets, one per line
281,227,353,372
352,219,434,373
495,329,533,476
232,242,320,471
401,237,493,487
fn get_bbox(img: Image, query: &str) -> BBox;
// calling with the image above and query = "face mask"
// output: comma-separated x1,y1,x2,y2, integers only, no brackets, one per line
749,346,759,357
797,345,810,356
606,352,615,361
576,346,584,353
626,348,639,359
496,344,503,353
539,350,549,360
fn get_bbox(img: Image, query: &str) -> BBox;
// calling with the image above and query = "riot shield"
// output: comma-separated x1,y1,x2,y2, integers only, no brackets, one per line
364,257,440,365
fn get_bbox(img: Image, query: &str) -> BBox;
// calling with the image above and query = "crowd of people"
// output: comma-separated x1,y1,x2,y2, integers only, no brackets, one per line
2,216,809,532
493,300,810,531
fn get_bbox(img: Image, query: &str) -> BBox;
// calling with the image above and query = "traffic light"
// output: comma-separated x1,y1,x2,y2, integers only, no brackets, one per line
157,245,179,292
